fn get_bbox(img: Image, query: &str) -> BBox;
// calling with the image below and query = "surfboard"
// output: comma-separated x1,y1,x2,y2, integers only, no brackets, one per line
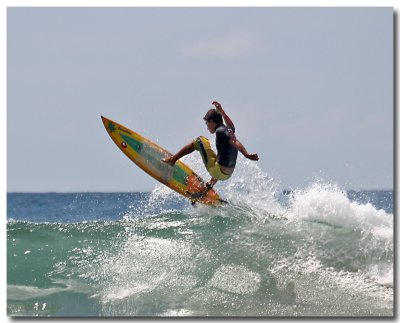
101,116,224,206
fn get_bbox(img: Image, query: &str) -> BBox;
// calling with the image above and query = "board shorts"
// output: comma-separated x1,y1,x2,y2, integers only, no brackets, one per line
193,136,232,181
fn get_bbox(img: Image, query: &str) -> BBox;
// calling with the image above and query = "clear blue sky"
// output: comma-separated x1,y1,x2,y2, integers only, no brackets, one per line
7,7,393,192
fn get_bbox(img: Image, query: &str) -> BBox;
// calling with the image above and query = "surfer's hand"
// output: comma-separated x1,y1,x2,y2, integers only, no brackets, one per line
212,101,223,112
246,153,259,161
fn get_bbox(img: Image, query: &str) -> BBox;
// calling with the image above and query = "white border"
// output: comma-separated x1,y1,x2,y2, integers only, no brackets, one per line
2,0,400,6
2,1,398,322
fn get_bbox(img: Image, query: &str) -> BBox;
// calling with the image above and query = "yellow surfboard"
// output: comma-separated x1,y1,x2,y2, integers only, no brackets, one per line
101,116,224,206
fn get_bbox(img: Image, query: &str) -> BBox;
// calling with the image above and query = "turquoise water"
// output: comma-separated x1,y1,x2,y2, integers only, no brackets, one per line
7,161,393,317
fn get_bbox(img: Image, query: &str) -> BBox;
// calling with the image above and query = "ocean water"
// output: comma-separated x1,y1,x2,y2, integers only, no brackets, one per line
7,158,393,317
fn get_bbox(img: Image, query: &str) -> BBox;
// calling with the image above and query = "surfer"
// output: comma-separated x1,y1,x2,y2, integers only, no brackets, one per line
162,101,259,189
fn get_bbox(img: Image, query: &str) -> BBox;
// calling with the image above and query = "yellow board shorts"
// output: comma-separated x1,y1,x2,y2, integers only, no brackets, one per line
193,136,232,181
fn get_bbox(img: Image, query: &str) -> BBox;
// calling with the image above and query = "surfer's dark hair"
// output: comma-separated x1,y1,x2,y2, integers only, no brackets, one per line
203,109,223,126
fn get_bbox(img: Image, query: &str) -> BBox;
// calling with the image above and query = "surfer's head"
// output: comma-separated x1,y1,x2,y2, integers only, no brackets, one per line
203,109,223,134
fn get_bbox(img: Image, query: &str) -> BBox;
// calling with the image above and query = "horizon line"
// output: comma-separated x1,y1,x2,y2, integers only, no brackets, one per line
6,188,395,194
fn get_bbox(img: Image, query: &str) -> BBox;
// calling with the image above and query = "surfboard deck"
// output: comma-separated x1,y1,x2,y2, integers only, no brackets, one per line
101,116,224,206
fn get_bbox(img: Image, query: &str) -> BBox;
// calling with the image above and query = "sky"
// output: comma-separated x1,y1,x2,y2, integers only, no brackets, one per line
7,7,394,192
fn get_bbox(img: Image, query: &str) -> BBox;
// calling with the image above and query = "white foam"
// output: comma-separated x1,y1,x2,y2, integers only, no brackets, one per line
287,183,393,242
207,265,261,295
94,234,197,304
7,284,66,301
366,264,393,287
99,284,154,302
162,308,194,316
272,255,393,308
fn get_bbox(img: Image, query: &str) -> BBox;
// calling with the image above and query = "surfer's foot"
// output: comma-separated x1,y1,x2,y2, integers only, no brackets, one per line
161,156,177,166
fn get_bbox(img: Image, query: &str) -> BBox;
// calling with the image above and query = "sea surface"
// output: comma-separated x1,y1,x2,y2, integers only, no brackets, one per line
7,159,394,317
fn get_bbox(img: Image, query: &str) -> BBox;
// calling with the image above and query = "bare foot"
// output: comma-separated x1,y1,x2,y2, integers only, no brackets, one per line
161,156,176,166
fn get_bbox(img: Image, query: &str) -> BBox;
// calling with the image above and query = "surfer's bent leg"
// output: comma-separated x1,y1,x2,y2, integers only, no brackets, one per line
161,141,195,166
193,136,217,171
194,136,232,182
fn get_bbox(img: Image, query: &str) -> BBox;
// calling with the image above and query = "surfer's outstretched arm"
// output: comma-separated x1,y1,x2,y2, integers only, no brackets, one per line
212,101,235,132
230,138,259,161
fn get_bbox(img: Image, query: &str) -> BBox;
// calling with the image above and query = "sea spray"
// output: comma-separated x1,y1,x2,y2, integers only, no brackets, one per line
7,160,393,316
96,158,393,316
283,182,393,288
180,153,285,222
287,182,393,236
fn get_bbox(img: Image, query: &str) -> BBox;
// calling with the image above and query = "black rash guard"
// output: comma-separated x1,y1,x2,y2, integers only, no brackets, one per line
215,125,238,168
